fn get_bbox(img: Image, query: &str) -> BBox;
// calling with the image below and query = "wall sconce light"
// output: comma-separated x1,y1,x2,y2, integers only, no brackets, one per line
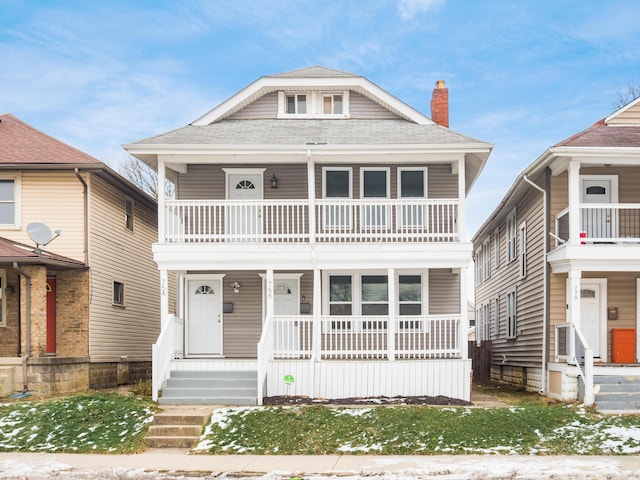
5,286,14,295
230,281,241,294
270,173,279,189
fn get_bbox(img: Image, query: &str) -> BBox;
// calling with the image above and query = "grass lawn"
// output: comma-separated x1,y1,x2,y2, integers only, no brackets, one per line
1,385,639,455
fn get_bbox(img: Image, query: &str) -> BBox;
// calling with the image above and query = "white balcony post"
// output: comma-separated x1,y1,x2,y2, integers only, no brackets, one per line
312,268,322,361
387,268,396,361
568,158,581,245
157,158,166,243
456,156,466,241
266,269,274,321
307,151,316,245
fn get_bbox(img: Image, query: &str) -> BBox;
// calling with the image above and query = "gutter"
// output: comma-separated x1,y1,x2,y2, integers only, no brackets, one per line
74,169,89,265
523,174,548,395
13,262,31,393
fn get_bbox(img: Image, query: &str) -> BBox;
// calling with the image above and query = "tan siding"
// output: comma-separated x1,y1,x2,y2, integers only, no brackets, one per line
87,175,159,362
550,171,568,239
607,102,640,125
350,92,401,119
228,92,278,119
429,269,460,314
0,172,85,262
475,176,546,369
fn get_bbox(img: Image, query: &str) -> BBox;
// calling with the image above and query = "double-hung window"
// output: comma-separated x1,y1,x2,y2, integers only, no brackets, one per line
285,94,307,114
398,168,427,228
328,275,352,330
494,227,500,269
360,168,389,229
399,275,422,329
483,237,491,280
506,287,517,339
0,177,19,227
361,275,388,330
506,208,517,262
322,94,343,114
323,168,352,228
519,221,527,278
125,197,134,231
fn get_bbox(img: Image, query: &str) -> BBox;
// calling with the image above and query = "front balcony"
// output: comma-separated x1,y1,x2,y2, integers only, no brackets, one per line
164,198,459,244
556,204,640,245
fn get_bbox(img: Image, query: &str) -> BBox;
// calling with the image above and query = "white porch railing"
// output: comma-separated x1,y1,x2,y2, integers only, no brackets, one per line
164,198,458,243
256,314,275,406
269,314,461,361
554,321,594,407
556,204,640,244
152,314,177,402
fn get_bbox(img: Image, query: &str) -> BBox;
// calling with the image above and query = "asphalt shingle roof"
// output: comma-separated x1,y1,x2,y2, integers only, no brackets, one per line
0,236,85,268
0,113,103,166
132,119,484,147
555,119,640,148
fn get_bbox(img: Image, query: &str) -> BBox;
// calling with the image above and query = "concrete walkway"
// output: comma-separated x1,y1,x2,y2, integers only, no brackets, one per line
2,451,640,478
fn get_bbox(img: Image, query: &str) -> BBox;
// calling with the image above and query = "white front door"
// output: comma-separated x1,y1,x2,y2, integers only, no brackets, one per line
581,176,617,239
186,279,222,356
272,277,300,353
580,280,606,359
226,172,263,240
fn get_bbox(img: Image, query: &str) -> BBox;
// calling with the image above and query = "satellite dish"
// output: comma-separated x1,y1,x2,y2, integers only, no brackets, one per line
26,223,61,253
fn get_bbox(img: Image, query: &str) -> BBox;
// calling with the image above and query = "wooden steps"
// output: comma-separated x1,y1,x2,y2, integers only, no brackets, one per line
146,408,212,448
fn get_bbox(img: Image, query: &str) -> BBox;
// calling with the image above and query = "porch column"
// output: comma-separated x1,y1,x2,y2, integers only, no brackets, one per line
387,267,396,361
567,269,582,359
459,266,469,360
456,155,467,241
312,268,322,361
266,269,274,320
567,158,581,246
307,150,316,245
160,269,169,328
157,157,166,243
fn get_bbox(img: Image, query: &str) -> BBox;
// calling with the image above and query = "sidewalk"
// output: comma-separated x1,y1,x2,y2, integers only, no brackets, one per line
2,451,640,479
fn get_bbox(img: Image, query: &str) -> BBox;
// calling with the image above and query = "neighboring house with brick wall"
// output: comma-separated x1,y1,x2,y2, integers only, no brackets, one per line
125,66,493,405
472,96,640,412
0,113,160,397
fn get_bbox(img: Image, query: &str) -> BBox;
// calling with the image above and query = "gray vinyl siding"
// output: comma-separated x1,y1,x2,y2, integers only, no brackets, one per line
349,92,401,119
228,92,278,119
87,175,159,362
189,270,314,358
176,164,308,200
429,269,460,314
474,172,546,369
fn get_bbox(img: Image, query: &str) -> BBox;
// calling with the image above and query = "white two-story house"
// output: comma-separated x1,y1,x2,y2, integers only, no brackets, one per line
125,66,493,404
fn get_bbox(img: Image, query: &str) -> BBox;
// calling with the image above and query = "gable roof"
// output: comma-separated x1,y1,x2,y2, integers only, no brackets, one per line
0,236,86,270
554,118,640,148
0,113,156,209
190,65,434,126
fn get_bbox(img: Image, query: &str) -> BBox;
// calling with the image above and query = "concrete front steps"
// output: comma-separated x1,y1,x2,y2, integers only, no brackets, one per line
146,408,212,448
159,370,258,405
594,375,640,413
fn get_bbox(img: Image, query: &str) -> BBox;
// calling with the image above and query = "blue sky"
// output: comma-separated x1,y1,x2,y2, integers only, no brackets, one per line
1,0,639,235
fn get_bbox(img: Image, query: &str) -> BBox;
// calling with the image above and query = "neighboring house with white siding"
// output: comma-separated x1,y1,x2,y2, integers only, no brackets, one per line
472,96,640,412
0,113,159,396
125,66,493,405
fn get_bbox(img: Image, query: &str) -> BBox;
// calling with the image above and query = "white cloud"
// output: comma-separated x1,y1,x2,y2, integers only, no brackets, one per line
398,0,444,19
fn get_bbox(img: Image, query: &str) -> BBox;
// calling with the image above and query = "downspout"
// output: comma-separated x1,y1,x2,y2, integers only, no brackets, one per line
13,262,31,392
523,174,548,395
74,168,89,265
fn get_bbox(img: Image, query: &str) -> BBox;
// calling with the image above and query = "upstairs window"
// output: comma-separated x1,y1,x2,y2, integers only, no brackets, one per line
0,176,20,227
113,281,125,306
519,221,527,278
286,94,307,114
506,208,517,263
323,94,343,114
124,197,134,231
483,237,491,280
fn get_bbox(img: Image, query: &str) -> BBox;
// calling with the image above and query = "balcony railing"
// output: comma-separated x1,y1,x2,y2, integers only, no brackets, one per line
164,199,459,243
555,204,640,244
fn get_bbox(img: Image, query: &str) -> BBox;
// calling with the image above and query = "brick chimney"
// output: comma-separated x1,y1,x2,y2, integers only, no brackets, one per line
430,79,449,127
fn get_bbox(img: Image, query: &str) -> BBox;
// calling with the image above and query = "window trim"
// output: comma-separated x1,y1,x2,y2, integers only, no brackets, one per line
0,174,21,229
278,91,350,118
113,280,125,307
506,287,517,339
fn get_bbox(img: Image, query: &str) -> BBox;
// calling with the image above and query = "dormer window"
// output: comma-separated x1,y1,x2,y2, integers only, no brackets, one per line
286,94,307,114
279,91,349,118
